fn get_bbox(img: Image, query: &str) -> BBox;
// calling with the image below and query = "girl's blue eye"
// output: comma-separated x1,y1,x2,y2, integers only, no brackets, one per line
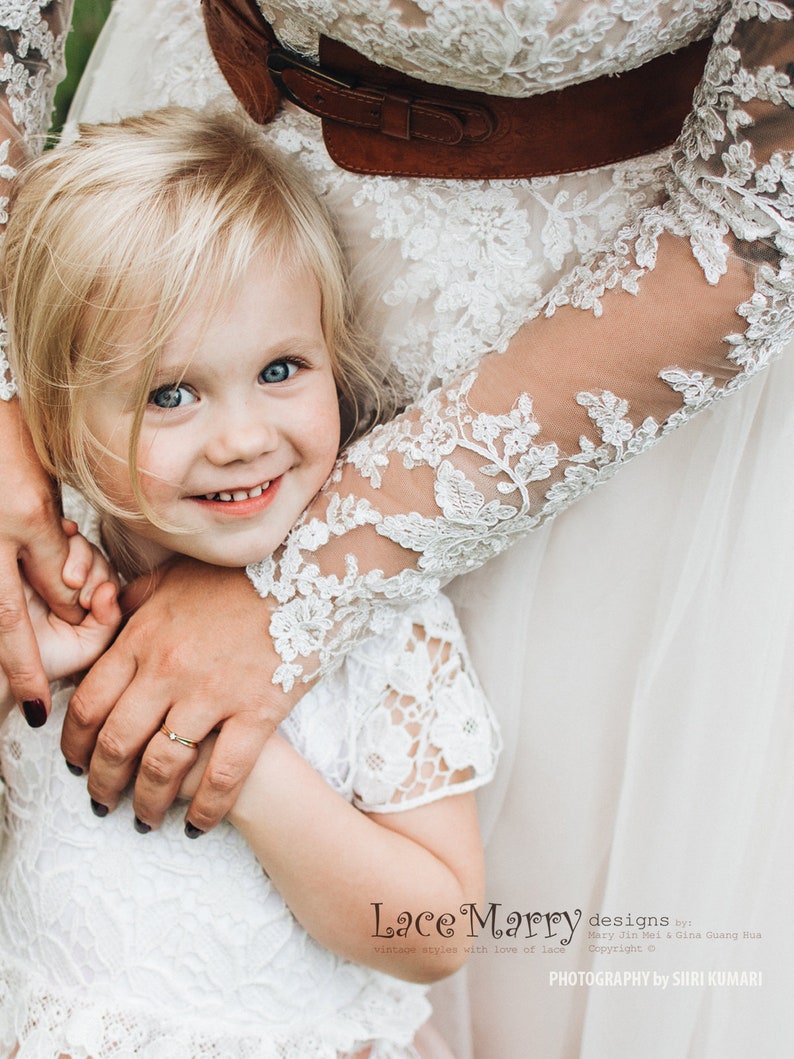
259,359,299,385
149,385,196,409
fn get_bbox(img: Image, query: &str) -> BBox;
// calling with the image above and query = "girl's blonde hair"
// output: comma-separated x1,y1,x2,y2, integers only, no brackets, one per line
2,105,393,529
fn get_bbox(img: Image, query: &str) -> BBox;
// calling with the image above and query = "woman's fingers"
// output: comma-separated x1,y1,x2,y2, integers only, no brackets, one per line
183,714,277,835
138,704,278,834
0,540,50,718
2,518,83,711
87,580,122,631
12,452,84,626
131,708,227,831
61,558,298,829
18,513,84,624
61,642,141,791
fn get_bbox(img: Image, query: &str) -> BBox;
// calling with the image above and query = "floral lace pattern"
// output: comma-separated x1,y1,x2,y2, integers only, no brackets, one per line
260,0,721,94
349,599,500,810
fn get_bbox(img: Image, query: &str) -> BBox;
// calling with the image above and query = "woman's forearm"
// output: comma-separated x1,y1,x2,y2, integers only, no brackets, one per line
228,735,483,983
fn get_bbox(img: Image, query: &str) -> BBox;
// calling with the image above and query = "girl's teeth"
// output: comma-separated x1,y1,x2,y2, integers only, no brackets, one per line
205,482,270,502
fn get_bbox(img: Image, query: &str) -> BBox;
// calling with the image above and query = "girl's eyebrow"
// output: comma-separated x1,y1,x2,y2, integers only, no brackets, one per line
154,337,328,381
148,358,191,384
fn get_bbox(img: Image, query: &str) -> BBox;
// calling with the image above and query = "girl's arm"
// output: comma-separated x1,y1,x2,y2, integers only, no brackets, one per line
63,0,794,833
180,609,496,984
186,732,485,983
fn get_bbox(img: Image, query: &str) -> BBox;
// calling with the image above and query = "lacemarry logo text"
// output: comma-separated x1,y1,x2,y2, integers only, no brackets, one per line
370,903,582,946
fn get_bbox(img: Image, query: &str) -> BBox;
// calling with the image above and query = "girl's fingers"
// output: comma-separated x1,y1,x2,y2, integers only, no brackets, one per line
87,581,122,631
62,531,94,590
78,551,119,610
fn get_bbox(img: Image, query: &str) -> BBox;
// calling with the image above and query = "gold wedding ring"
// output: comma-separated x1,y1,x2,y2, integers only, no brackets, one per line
159,722,200,750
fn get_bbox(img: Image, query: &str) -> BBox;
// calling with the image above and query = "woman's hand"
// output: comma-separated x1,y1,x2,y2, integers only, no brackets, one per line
61,556,300,833
0,399,86,719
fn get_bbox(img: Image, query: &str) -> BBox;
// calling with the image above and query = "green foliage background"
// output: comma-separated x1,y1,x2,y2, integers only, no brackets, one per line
52,0,113,136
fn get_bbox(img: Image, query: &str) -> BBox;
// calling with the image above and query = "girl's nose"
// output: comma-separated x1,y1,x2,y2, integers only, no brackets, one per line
205,404,279,465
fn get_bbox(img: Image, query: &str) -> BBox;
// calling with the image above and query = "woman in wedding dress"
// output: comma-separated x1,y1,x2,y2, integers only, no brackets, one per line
0,1,791,1056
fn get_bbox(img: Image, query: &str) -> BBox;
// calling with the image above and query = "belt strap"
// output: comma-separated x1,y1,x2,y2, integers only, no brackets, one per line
202,0,710,179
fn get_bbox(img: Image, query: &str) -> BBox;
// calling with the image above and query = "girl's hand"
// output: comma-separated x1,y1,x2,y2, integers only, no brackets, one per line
27,527,122,684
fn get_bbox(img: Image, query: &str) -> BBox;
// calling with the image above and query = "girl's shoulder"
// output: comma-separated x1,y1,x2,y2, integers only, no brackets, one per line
284,592,502,814
352,593,502,813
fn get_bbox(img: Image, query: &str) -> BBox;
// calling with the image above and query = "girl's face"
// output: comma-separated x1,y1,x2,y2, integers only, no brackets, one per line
83,251,341,571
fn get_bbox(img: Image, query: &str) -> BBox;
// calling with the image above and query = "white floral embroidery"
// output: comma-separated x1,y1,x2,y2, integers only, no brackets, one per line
261,0,724,95
347,597,501,811
428,675,496,775
355,710,415,805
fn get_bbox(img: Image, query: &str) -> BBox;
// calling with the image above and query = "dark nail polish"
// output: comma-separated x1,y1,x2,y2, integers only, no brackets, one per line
184,822,204,840
90,798,109,818
65,762,84,776
134,816,151,834
22,699,47,728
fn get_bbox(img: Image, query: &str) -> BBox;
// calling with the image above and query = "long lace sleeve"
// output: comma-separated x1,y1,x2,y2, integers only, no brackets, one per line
0,0,72,398
248,0,794,691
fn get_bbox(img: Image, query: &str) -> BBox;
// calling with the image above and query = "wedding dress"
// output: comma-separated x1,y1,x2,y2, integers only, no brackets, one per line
0,1,792,1056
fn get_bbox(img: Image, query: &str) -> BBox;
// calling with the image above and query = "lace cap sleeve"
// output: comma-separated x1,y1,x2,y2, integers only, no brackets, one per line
249,0,793,691
351,595,501,814
0,0,73,398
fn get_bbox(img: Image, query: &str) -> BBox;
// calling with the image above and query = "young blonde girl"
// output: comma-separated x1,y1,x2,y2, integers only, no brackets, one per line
0,107,500,1058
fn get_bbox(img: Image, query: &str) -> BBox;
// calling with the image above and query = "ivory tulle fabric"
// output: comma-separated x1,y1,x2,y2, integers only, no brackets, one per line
0,0,792,1055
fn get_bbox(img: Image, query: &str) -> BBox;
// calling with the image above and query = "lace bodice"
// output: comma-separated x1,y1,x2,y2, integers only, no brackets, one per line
260,0,721,94
0,558,499,1056
0,0,792,689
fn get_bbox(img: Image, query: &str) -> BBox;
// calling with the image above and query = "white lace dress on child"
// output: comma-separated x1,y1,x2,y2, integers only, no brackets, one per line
0,493,500,1059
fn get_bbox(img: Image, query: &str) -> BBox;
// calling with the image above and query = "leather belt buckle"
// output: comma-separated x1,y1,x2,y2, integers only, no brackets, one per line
266,45,494,146
267,47,357,100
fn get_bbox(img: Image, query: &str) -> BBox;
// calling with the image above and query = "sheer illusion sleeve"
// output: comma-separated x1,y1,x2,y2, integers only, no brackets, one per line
0,0,72,398
248,0,794,691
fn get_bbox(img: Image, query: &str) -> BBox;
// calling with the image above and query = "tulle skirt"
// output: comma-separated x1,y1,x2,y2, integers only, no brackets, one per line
69,2,794,1055
441,347,794,1058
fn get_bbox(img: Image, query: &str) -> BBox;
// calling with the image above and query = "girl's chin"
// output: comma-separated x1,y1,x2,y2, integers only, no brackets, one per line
176,540,278,569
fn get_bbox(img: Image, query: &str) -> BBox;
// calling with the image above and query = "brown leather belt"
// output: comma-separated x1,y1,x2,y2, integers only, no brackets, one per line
201,0,711,179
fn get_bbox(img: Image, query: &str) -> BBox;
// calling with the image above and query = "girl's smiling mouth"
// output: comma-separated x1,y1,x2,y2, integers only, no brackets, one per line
200,480,272,502
189,477,281,515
